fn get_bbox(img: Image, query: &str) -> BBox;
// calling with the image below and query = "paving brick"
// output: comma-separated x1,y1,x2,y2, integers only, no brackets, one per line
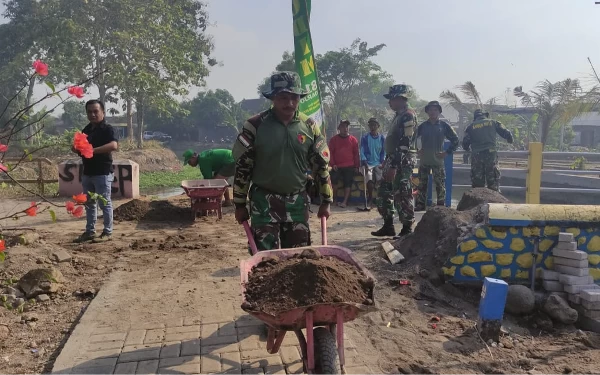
159,342,181,358
238,325,266,337
202,334,238,347
582,299,600,310
559,274,594,285
122,343,162,353
556,241,577,251
92,326,122,335
554,265,589,277
218,323,237,337
554,257,588,268
158,363,201,374
265,365,286,374
559,232,574,242
72,357,118,369
165,325,200,335
89,332,127,344
183,317,202,326
130,323,166,330
221,351,242,371
577,314,600,333
201,343,240,355
569,293,581,304
285,362,304,374
165,317,184,328
70,365,116,374
77,348,122,360
563,284,600,294
118,349,161,363
202,314,234,325
581,290,600,302
144,329,166,344
239,335,260,351
86,341,124,353
136,359,159,374
345,365,371,374
541,269,560,281
582,308,600,319
202,354,222,374
181,339,201,356
241,353,282,369
114,361,138,374
164,331,200,342
235,315,264,327
242,368,265,375
552,249,587,260
201,324,219,338
158,355,201,368
279,346,301,365
125,330,147,346
280,335,299,347
542,280,563,292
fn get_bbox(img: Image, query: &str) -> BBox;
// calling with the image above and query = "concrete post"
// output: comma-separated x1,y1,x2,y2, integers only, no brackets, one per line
526,142,543,204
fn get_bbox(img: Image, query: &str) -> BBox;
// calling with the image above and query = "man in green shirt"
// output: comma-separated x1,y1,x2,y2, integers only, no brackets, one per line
462,109,513,191
183,148,235,206
232,72,332,251
415,101,459,211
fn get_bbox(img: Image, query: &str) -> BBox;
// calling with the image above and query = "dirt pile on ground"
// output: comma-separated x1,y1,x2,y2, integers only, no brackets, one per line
119,147,181,173
243,249,374,315
456,187,511,211
114,199,192,222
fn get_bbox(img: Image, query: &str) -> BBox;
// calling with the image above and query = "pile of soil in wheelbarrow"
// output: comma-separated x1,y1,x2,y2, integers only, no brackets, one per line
391,188,510,276
114,199,192,222
243,249,374,315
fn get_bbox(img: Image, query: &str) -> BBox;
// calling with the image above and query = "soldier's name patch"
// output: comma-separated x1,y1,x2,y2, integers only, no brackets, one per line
315,139,324,149
238,134,251,149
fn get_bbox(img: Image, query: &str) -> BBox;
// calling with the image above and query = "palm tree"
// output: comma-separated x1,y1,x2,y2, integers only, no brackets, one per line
439,81,496,136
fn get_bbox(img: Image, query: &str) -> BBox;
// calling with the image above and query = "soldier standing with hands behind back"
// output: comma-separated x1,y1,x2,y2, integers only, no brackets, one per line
372,84,417,238
462,109,513,191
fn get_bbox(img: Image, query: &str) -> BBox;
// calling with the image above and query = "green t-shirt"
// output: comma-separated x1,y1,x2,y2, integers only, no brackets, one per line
197,149,234,179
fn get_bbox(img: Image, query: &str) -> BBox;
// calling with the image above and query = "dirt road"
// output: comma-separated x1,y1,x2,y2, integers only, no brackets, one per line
1,197,600,374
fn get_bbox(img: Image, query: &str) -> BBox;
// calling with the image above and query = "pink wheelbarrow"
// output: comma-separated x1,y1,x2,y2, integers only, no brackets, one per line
240,217,376,374
181,179,229,220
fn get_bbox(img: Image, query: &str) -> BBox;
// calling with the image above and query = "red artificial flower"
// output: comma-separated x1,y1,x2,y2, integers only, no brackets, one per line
65,201,75,213
73,193,87,204
67,86,85,99
24,202,38,217
0,143,7,152
32,60,49,76
72,206,84,218
0,163,6,172
73,132,94,158
0,239,5,252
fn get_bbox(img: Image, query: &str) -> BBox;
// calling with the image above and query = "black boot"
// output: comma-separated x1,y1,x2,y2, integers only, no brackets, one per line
371,218,396,237
393,223,413,239
415,204,426,212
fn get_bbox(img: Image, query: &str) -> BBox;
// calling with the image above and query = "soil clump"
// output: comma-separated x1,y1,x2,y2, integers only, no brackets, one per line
243,249,374,315
114,198,192,222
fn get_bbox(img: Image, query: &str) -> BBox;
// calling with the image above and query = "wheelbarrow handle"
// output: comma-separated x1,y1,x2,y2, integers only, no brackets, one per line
242,221,258,255
321,216,327,246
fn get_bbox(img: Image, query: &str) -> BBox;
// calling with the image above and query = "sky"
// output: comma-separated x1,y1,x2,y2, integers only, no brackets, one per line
2,0,600,114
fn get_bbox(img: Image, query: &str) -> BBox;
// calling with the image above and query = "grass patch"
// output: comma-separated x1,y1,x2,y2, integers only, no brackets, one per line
139,165,199,189
0,182,59,199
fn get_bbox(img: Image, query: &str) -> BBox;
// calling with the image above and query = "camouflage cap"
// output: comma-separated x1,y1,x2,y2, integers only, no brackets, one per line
262,71,308,100
383,84,412,100
367,117,380,126
424,101,443,113
473,109,489,120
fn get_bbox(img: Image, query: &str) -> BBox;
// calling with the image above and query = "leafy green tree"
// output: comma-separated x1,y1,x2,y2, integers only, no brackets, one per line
61,101,87,129
439,81,497,136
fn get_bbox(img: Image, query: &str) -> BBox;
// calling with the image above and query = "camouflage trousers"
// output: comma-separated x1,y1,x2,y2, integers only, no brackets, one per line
471,150,500,191
376,154,416,225
416,165,446,207
249,185,310,251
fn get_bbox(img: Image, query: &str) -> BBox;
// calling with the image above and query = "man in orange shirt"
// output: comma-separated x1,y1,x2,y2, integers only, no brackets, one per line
328,120,360,208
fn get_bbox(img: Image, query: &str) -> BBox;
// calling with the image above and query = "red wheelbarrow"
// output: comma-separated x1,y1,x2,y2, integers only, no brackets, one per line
240,217,376,374
181,179,229,220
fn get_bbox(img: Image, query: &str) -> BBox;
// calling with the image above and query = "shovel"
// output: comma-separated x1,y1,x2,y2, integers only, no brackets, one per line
357,166,372,212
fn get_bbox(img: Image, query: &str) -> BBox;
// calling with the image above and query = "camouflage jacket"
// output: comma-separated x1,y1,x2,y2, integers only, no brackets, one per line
384,108,418,167
232,109,333,207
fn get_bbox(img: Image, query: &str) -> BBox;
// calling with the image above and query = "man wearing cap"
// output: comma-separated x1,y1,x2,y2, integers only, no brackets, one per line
415,101,459,211
462,109,513,191
329,120,360,208
372,84,418,238
183,148,235,206
360,118,385,208
232,71,332,251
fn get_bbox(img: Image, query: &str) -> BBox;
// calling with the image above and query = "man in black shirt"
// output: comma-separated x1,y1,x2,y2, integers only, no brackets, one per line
73,100,118,243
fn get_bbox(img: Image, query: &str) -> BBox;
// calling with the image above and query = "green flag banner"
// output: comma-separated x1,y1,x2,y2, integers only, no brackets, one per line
292,0,324,132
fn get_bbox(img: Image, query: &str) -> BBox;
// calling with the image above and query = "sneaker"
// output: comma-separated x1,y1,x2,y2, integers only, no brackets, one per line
92,231,112,243
73,232,96,243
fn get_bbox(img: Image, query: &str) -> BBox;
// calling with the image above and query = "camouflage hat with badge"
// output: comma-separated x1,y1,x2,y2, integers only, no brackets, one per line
262,71,308,100
383,84,412,100
473,109,489,120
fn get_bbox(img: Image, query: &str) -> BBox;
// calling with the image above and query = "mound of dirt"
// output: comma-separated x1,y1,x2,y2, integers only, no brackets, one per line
114,199,192,222
243,249,374,315
457,188,510,211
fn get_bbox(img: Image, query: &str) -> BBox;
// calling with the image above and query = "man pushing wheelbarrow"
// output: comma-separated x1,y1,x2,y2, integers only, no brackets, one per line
232,71,332,249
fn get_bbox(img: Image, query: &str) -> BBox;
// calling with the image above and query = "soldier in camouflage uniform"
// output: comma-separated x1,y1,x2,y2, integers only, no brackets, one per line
232,72,332,251
462,109,513,191
415,101,459,210
371,84,418,238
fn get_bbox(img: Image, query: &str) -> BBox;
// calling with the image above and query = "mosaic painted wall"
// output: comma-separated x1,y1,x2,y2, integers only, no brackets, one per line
443,226,600,283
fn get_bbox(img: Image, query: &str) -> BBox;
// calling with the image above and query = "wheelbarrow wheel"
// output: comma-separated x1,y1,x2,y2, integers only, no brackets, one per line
313,327,340,374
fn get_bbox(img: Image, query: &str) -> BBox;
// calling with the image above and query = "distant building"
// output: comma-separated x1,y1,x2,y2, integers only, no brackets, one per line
569,112,600,148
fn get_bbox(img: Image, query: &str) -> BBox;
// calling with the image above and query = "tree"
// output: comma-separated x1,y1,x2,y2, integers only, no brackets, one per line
61,101,88,129
439,81,497,136
513,79,587,147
